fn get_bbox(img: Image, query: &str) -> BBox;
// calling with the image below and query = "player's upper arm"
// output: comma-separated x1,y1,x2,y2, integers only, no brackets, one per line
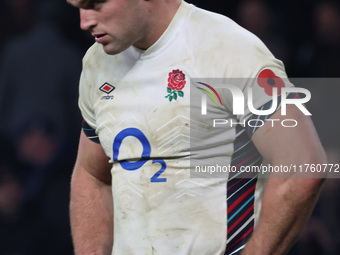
73,130,112,185
252,104,327,167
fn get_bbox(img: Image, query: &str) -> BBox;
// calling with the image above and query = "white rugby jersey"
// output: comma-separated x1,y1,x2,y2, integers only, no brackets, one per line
79,1,293,254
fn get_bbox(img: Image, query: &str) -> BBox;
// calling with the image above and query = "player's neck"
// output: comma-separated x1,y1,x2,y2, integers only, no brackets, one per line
133,0,182,50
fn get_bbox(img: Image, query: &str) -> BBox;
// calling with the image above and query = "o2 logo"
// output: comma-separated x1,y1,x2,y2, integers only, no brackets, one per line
113,128,167,182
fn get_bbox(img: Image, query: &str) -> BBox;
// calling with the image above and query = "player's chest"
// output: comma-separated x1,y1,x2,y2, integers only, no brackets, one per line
92,66,192,154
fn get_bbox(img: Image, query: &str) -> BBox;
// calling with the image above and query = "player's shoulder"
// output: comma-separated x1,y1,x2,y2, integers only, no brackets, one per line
184,3,282,76
82,43,107,67
187,4,270,55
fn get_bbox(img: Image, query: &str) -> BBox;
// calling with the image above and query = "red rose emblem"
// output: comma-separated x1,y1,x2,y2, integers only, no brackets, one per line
257,69,285,96
168,69,186,90
165,69,186,102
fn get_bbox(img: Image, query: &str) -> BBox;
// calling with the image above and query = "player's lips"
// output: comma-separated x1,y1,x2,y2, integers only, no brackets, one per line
94,33,108,43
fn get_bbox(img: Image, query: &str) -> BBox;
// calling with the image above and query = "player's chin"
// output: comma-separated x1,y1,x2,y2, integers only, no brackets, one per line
102,42,130,55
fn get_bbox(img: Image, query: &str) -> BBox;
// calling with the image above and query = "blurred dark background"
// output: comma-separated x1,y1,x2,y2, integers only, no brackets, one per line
0,0,339,254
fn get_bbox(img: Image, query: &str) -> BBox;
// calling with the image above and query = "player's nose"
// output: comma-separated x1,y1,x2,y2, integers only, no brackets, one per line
80,9,97,31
